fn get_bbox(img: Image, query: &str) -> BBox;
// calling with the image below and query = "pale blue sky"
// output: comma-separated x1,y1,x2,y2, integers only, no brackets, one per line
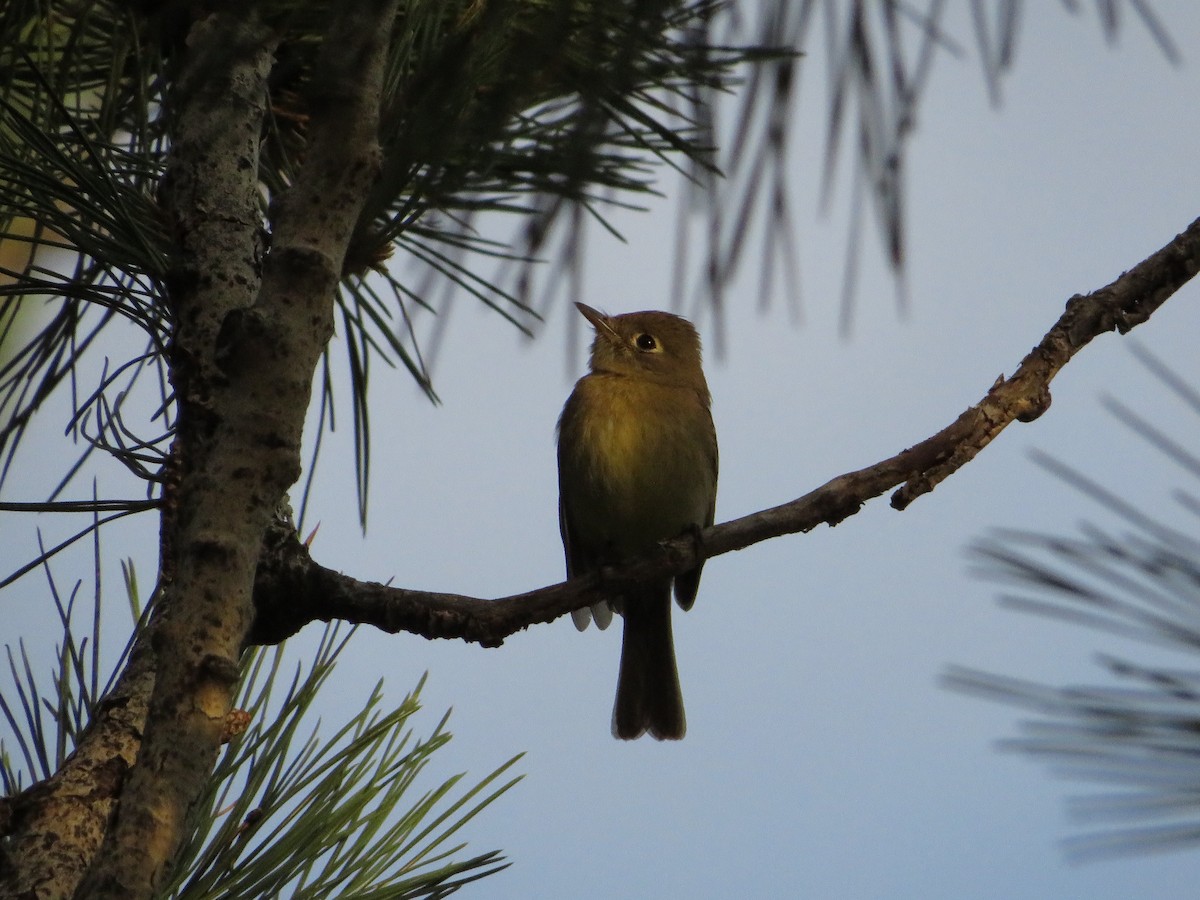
5,4,1200,899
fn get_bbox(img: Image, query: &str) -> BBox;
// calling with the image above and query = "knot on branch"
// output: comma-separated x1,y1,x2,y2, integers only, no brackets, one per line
1014,384,1052,423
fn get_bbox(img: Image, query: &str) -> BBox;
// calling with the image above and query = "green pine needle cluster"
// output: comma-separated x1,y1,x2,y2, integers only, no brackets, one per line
948,347,1200,858
1,550,522,899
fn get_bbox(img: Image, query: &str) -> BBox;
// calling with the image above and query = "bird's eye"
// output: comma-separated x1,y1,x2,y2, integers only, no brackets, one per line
634,333,658,351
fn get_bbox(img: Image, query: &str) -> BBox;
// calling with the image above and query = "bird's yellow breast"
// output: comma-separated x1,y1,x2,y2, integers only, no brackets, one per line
558,373,716,557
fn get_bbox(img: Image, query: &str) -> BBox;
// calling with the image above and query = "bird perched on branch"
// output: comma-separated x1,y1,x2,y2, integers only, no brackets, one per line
558,302,718,740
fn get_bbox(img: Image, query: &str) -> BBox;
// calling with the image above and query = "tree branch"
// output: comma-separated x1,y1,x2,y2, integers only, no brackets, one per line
249,216,1200,647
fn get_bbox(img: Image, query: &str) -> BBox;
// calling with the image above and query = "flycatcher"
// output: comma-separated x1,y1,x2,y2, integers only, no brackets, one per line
557,302,718,740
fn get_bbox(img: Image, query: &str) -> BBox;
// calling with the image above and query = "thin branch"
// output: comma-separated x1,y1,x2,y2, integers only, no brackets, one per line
249,216,1200,647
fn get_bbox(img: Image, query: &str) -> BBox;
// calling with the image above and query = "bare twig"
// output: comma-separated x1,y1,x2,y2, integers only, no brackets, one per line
250,216,1200,648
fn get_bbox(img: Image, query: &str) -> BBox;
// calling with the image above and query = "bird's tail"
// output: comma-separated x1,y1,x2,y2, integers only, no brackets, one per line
612,582,685,740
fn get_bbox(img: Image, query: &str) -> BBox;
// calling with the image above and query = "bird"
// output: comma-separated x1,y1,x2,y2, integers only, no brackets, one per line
557,302,718,740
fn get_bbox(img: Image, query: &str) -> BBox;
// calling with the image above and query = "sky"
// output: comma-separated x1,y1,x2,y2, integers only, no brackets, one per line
5,3,1200,899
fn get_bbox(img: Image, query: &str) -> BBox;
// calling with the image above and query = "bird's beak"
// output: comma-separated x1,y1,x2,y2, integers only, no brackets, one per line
575,303,620,344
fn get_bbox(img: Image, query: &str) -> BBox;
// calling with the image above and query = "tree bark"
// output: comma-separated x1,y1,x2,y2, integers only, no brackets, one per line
68,1,399,897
